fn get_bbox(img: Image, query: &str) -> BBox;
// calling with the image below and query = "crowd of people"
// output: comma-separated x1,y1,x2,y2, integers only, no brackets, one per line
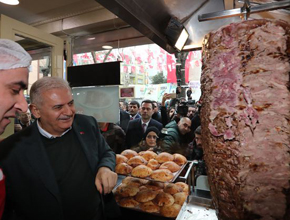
117,95,203,161
0,39,206,220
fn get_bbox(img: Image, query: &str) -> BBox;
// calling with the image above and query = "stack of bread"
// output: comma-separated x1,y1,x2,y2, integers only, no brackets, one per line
115,150,187,182
114,176,189,217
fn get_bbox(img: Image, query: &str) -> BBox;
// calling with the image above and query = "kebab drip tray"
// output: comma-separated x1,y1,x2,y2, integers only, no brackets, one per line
176,195,217,220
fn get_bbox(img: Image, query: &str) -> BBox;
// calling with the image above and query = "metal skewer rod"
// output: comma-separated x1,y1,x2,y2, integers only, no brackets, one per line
198,0,290,22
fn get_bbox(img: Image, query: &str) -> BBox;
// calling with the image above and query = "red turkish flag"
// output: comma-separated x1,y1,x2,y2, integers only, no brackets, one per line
166,54,176,83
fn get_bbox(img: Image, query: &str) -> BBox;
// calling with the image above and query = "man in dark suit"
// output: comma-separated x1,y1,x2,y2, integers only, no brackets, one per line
128,100,141,120
117,109,130,133
125,99,163,148
0,77,118,220
151,100,162,123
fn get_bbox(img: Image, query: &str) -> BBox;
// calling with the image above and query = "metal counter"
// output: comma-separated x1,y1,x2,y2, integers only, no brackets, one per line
176,194,217,220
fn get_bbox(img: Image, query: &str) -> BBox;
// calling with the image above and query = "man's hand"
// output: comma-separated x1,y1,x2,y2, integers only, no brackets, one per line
162,93,171,106
14,124,22,132
95,167,117,194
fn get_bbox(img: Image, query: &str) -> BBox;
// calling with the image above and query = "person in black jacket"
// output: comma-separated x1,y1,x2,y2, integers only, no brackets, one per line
117,109,130,133
125,100,163,148
0,77,119,220
151,101,162,123
188,126,207,177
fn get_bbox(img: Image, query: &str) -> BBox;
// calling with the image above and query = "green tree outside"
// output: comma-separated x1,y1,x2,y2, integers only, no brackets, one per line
151,72,167,84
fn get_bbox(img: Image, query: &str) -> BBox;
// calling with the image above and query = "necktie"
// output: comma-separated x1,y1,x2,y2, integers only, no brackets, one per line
142,123,146,133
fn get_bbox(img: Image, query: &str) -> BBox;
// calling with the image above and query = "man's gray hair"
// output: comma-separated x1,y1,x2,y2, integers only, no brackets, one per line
30,77,71,107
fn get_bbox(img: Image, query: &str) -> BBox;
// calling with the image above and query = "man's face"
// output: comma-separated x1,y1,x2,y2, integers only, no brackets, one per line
169,108,175,118
140,102,153,121
31,88,75,136
152,102,158,113
128,104,139,115
0,68,28,134
19,112,31,124
178,118,191,135
195,133,202,148
187,107,196,119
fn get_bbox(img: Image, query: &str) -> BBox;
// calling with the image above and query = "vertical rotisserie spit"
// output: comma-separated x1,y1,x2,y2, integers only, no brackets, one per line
200,19,290,220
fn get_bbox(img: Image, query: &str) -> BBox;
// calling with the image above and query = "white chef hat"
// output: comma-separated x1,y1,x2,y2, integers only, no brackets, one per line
0,39,32,70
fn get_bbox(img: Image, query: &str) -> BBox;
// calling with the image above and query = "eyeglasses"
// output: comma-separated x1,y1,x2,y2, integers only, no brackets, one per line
147,135,158,139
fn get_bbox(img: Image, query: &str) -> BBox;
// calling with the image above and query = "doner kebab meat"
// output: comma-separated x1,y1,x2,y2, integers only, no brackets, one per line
200,19,290,220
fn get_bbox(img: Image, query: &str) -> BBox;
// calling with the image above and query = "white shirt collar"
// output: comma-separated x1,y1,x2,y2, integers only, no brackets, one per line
141,119,150,126
36,120,72,139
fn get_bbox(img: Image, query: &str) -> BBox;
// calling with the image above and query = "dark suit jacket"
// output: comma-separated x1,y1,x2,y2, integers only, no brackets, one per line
0,114,118,220
117,109,130,132
125,118,163,148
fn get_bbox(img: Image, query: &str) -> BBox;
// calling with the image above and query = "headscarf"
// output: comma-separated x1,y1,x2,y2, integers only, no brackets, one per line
143,126,160,139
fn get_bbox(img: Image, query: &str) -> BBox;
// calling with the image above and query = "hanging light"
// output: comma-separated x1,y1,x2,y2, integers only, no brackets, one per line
102,45,113,50
165,17,189,52
0,0,19,5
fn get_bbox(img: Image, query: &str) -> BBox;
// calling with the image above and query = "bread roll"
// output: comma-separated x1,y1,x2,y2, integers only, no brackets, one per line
135,189,159,203
121,149,138,159
140,201,160,213
173,153,187,166
156,152,174,163
175,182,189,194
160,204,181,217
119,197,139,208
131,165,153,178
116,154,128,164
127,156,147,167
147,180,164,189
173,192,187,205
146,159,160,170
122,176,134,184
159,161,180,172
154,192,174,206
115,163,133,175
138,151,146,156
164,183,183,195
122,176,148,186
139,185,149,191
125,178,146,187
150,169,174,182
116,185,139,197
140,151,157,161
144,185,163,192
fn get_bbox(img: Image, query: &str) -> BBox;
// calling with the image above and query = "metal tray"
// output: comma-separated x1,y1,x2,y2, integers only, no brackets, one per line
114,182,188,219
176,195,217,220
118,162,189,183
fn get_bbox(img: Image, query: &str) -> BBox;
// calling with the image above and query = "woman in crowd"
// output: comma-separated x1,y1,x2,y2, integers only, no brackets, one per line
131,126,160,153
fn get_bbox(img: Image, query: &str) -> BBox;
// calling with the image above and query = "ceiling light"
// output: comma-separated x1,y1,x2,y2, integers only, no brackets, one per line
175,28,189,51
183,44,200,50
165,17,189,52
0,0,19,5
102,45,113,50
87,37,95,41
